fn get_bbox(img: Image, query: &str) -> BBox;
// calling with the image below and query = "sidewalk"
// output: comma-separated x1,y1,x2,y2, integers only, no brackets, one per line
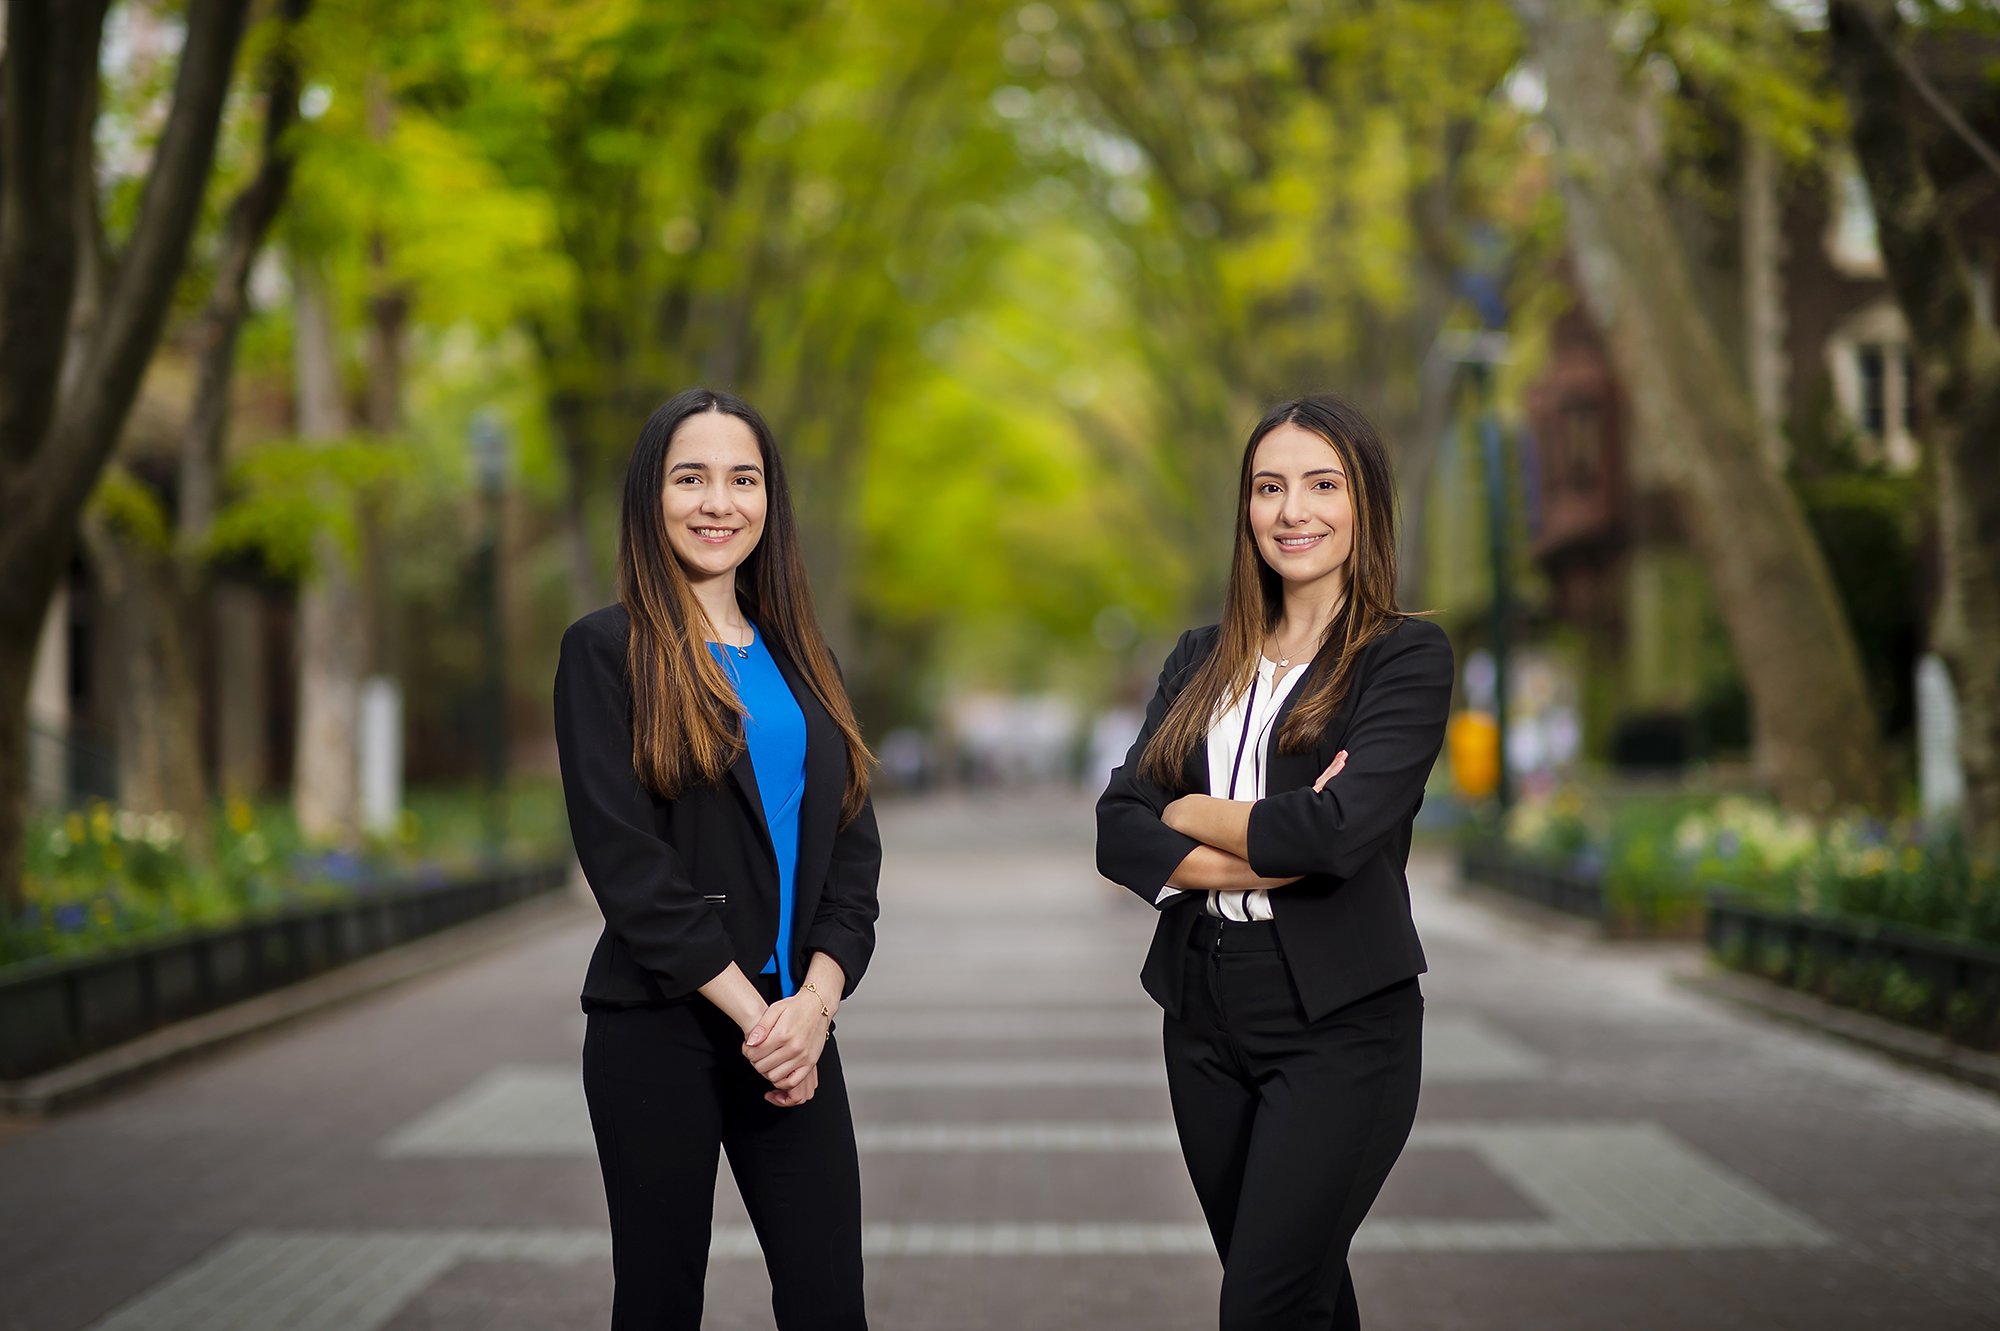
1,790,1997,1330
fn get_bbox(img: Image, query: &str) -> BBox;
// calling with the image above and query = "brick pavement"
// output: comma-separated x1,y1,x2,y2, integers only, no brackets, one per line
2,790,1998,1329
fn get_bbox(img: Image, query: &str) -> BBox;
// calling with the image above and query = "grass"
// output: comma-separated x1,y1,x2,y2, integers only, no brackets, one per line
4,780,570,969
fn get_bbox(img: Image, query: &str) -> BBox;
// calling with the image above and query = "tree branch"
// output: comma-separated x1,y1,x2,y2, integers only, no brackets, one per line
1851,1,2000,184
179,0,312,546
27,0,253,553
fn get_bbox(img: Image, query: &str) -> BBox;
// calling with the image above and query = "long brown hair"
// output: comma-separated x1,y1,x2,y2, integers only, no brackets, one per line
618,388,873,824
1140,394,1407,789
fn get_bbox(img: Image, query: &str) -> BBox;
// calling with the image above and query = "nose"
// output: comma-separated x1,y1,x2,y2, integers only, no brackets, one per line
1278,485,1312,527
700,484,735,516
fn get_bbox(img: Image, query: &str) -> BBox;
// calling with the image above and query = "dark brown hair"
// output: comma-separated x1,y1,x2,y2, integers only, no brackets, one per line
1140,394,1407,789
618,388,872,824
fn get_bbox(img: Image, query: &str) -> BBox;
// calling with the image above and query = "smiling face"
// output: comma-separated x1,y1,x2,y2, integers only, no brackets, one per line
1248,421,1356,597
660,409,767,583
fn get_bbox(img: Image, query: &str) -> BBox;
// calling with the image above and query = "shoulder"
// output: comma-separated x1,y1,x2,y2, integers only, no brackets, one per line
1365,616,1453,677
560,604,631,664
1165,624,1222,676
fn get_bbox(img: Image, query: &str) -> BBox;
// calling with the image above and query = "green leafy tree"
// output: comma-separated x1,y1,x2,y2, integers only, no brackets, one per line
0,0,254,912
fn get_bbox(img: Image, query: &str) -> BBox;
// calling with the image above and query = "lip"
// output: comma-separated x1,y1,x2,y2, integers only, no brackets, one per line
689,525,742,545
1271,531,1326,553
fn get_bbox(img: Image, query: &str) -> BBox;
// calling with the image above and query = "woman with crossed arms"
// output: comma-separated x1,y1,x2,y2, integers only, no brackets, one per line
1097,393,1454,1331
555,388,877,1330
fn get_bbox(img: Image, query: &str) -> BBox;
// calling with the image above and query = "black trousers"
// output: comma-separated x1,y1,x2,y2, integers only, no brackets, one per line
1164,915,1423,1331
583,982,866,1331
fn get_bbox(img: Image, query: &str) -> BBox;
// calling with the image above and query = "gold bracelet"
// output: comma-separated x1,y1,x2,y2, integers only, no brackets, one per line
801,980,832,1023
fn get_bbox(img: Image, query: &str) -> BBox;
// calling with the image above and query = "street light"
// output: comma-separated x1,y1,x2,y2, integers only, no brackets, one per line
1435,329,1515,818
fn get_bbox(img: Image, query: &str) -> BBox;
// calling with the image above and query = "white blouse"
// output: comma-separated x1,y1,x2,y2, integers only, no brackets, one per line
1156,656,1306,920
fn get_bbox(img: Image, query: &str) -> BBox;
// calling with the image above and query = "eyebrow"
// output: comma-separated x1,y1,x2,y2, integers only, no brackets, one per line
669,460,763,474
1251,466,1345,480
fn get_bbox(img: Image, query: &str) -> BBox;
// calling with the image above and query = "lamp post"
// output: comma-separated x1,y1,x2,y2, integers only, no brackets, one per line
1476,378,1514,817
1438,329,1514,818
469,414,509,857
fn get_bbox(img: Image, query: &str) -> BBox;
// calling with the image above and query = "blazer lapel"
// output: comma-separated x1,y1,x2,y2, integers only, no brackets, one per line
727,742,773,856
1265,634,1377,793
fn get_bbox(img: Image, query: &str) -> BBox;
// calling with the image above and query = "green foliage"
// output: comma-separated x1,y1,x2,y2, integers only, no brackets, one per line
1627,0,1845,164
1795,471,1925,739
5,782,570,969
89,467,177,551
1507,785,2000,945
208,435,414,578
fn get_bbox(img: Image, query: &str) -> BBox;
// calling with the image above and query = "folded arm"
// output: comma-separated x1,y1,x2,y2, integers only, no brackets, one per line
1096,631,1210,909
1243,625,1453,881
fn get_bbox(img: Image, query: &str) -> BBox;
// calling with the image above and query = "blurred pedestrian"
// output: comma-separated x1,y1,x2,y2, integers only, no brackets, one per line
1097,394,1453,1330
554,388,879,1330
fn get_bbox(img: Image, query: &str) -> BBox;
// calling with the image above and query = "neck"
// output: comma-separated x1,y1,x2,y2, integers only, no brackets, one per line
1277,569,1349,655
689,570,746,641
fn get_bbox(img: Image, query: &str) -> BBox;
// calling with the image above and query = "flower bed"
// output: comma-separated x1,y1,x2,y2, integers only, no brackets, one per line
8,782,570,967
1496,787,1998,946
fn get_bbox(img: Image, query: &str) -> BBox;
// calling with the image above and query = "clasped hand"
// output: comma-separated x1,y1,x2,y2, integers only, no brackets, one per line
742,993,832,1108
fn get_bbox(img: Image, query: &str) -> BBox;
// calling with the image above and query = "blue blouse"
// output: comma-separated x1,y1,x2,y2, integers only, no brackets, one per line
708,627,807,996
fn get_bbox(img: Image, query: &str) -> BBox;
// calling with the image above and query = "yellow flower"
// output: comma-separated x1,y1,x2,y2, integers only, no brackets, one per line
226,797,255,834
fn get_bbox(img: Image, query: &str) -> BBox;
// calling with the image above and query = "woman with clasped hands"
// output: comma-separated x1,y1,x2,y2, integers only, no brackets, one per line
1096,394,1453,1331
554,388,879,1330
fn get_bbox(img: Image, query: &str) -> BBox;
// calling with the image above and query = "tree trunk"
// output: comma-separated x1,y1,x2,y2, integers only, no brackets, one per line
0,0,251,911
82,518,213,859
290,259,363,845
212,581,270,797
1512,0,1891,813
1829,0,2000,851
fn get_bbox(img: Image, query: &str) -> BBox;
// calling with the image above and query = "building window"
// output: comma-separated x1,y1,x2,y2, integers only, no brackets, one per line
1859,345,1886,436
1901,347,1916,432
1825,298,1919,473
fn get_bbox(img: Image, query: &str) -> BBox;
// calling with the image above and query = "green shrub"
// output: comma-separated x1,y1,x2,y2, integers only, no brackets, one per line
1501,784,2000,947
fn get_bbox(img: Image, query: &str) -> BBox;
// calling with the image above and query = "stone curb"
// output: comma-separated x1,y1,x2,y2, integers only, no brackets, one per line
0,868,594,1116
1676,968,2000,1096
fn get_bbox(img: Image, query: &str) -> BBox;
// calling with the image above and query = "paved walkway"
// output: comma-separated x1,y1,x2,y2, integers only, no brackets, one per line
3,790,1999,1330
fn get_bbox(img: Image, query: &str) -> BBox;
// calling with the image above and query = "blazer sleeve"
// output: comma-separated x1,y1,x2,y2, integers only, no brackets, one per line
1095,630,1207,909
803,795,882,998
553,616,736,1000
1244,619,1454,881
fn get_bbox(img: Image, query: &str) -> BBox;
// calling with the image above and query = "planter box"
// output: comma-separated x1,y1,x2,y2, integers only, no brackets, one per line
0,862,568,1080
1707,894,2000,1051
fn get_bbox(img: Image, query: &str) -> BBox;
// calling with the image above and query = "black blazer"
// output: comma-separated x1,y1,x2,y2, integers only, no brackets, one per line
1096,617,1453,1022
552,604,881,1007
